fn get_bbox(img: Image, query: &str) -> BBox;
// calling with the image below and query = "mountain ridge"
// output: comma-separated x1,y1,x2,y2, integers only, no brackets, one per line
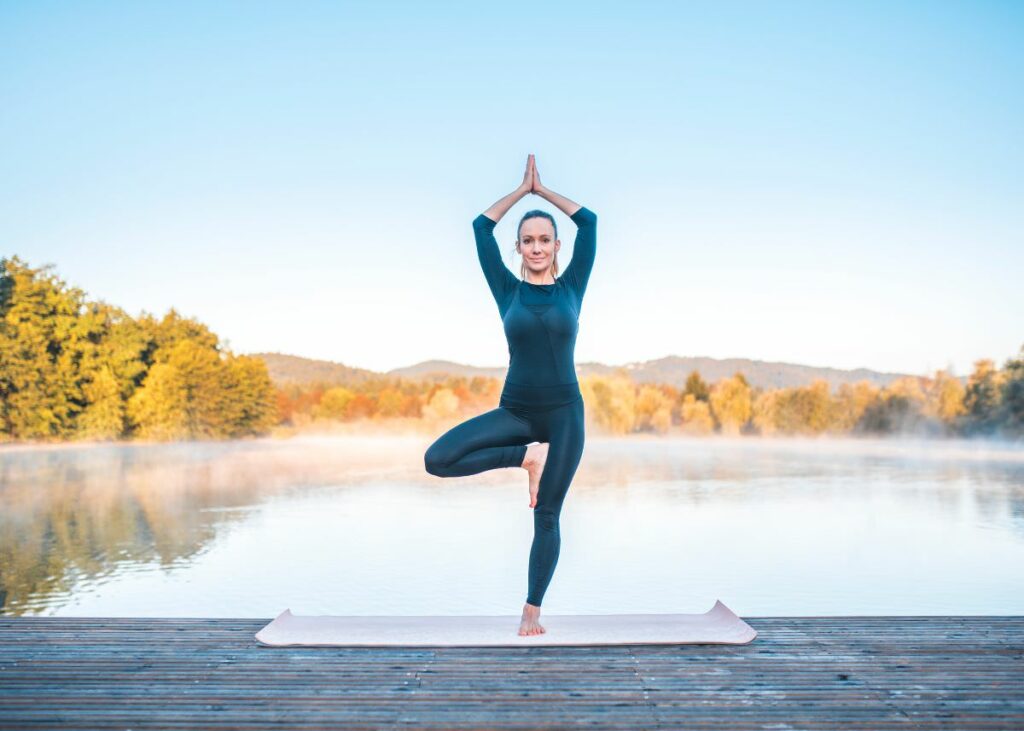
251,351,936,390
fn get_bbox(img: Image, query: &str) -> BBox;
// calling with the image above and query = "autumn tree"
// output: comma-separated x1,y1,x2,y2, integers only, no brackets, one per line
709,373,752,436
922,369,966,434
684,370,710,402
680,393,714,435
0,256,83,439
635,384,673,433
581,374,636,434
0,256,277,442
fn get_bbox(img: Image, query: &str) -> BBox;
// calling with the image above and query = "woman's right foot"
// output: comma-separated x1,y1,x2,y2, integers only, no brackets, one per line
521,442,549,508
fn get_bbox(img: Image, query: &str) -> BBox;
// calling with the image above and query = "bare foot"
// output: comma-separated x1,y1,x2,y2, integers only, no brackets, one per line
521,442,549,508
518,602,546,636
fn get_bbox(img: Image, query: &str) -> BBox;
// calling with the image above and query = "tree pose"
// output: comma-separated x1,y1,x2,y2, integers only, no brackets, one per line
424,154,597,636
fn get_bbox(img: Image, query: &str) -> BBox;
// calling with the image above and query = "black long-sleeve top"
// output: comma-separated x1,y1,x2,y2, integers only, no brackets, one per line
472,206,598,409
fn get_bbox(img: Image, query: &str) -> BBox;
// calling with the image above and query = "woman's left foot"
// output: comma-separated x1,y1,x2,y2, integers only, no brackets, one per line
521,442,549,508
518,602,546,636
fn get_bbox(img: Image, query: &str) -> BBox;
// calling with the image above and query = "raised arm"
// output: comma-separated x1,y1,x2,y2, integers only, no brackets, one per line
474,212,518,314
558,205,597,300
474,157,533,314
530,161,597,300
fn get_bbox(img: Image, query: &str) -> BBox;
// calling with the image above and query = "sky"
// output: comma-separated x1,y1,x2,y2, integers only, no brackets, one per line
1,0,1021,378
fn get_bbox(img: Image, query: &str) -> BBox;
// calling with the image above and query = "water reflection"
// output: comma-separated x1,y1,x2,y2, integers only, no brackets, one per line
1,435,1022,617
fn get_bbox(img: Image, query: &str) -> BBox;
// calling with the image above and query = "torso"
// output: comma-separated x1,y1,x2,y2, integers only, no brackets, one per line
499,278,583,410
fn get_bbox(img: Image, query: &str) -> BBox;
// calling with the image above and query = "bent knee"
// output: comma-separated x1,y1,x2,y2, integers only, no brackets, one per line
423,444,448,476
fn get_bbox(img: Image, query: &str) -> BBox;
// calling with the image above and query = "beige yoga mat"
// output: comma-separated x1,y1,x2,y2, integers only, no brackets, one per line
255,599,757,647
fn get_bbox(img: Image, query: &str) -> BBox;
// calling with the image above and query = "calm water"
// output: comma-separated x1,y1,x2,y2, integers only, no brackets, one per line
1,434,1022,617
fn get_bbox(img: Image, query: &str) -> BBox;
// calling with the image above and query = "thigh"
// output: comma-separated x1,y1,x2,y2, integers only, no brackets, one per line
426,405,537,461
534,398,586,513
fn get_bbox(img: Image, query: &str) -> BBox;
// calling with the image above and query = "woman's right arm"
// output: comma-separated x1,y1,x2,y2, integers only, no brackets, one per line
474,209,519,315
475,159,533,314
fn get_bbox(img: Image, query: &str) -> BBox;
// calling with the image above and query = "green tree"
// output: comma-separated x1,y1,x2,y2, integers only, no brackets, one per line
997,344,1024,436
684,370,710,402
962,359,1003,435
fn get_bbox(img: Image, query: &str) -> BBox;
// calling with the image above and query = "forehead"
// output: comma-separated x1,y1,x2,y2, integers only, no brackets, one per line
520,217,555,237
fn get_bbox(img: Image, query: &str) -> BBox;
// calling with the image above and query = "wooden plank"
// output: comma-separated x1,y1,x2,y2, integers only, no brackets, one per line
0,616,1021,729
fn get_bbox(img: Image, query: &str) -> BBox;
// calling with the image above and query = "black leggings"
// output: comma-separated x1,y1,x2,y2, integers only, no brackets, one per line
423,397,585,607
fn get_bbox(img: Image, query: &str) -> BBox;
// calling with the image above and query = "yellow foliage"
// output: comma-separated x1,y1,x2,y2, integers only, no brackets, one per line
680,393,714,435
923,370,966,424
751,390,780,436
77,365,125,440
580,375,635,434
635,385,672,434
709,374,752,435
422,387,460,421
832,380,877,432
315,387,355,420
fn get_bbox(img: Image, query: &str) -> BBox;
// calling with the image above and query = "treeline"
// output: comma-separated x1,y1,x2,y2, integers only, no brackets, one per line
2,255,1021,442
577,360,1023,438
0,256,276,441
280,353,1024,440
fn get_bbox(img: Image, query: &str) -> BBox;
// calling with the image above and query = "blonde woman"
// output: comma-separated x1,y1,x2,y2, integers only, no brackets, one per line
425,154,597,636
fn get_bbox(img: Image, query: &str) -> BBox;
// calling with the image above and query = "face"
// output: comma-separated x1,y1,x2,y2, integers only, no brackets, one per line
517,217,560,276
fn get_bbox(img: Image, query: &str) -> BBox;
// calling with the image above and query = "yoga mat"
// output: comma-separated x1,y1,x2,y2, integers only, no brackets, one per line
255,599,757,647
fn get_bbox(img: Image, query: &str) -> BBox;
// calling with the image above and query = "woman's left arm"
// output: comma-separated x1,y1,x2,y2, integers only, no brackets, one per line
536,184,597,300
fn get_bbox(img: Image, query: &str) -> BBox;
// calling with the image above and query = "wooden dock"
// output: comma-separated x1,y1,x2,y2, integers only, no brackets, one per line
1,615,1021,729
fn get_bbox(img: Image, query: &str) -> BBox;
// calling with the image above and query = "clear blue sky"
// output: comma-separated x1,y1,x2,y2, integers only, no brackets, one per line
2,0,1021,377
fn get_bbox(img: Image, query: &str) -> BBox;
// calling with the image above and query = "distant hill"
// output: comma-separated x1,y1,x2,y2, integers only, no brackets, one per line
252,352,379,386
251,352,925,390
576,355,913,390
387,360,507,381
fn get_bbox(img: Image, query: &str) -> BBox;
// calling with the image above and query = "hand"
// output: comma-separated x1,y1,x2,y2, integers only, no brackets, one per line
520,154,535,195
530,155,544,194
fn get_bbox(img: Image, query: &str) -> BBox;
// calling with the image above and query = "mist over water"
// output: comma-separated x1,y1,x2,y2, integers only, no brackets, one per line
1,434,1022,617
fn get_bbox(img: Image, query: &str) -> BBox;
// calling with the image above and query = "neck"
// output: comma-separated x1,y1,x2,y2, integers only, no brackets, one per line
525,269,555,285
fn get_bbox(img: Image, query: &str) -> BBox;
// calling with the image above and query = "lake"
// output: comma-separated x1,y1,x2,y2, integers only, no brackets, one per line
1,434,1022,617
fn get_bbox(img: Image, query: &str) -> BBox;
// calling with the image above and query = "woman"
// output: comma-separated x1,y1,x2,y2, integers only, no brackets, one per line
424,154,597,636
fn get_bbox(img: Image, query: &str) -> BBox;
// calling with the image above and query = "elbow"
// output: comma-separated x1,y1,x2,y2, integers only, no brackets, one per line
573,207,597,226
473,213,496,230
